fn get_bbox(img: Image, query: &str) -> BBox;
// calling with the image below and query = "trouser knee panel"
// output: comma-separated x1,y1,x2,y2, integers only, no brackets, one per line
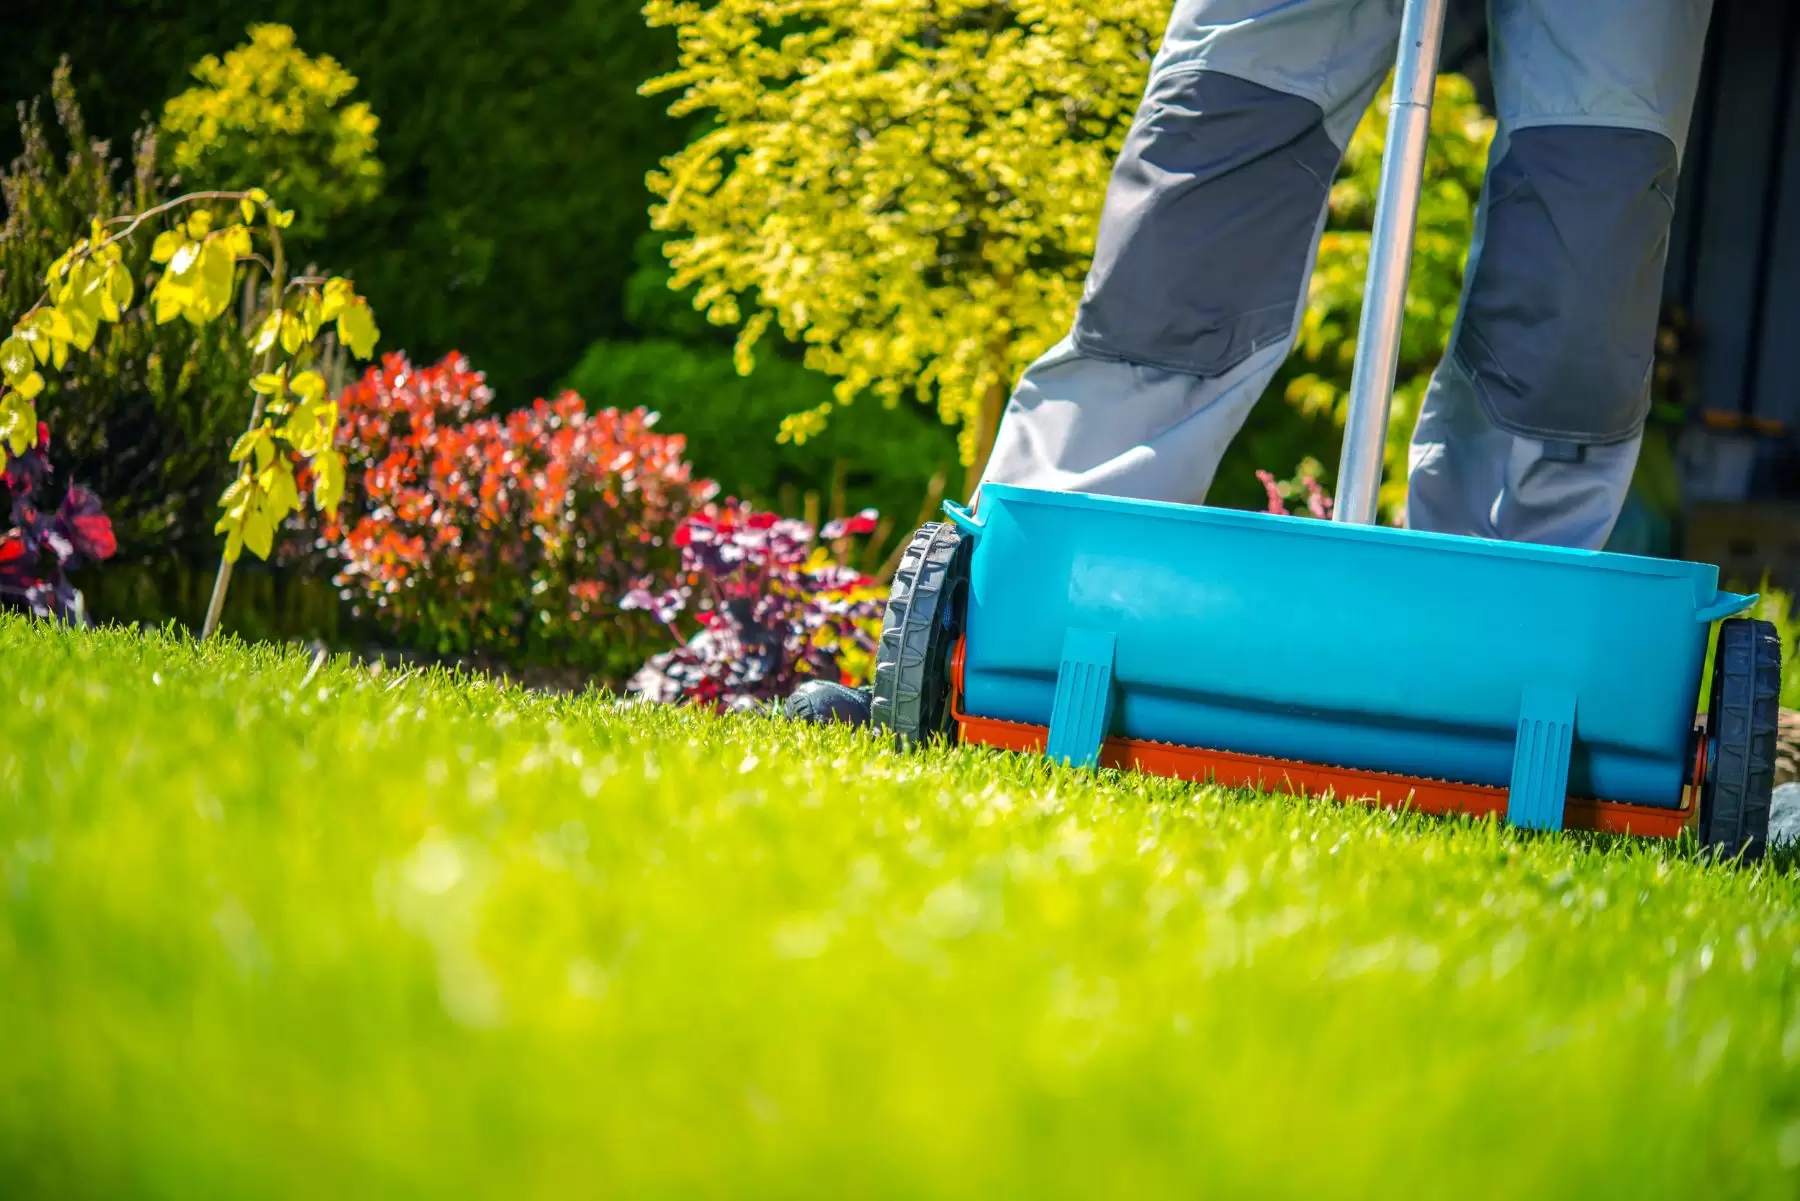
1072,70,1341,379
1454,124,1679,446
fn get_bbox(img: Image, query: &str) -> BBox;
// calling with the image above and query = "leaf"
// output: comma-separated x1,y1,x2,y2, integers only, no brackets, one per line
44,249,73,286
150,231,182,264
168,241,201,278
40,306,72,343
282,396,335,457
265,458,300,518
274,209,295,229
229,428,268,462
320,278,352,321
280,311,306,356
186,208,213,239
107,261,135,309
240,197,257,224
0,336,32,385
243,509,273,560
223,520,246,564
251,310,283,355
0,392,37,457
821,508,879,540
61,260,112,338
289,370,326,405
17,325,47,366
249,372,286,395
151,279,188,326
301,290,323,342
13,371,43,401
337,297,379,359
17,312,52,366
313,448,345,514
63,300,98,352
24,307,76,366
198,237,237,320
247,187,269,206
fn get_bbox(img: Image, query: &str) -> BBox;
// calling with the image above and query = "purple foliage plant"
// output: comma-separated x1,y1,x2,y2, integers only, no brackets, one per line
624,502,885,711
0,423,117,622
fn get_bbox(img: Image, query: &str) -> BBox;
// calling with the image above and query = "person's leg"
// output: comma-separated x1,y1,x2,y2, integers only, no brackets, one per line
978,0,1404,507
1407,0,1714,548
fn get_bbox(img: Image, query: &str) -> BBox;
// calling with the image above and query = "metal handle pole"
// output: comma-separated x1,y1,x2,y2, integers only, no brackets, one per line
1332,0,1451,526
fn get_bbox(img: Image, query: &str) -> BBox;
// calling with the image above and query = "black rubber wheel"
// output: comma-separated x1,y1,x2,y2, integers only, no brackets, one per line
1699,617,1783,861
870,522,970,746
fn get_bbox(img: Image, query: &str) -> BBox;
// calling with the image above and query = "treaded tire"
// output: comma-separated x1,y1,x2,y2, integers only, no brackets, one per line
1699,618,1783,861
870,522,970,746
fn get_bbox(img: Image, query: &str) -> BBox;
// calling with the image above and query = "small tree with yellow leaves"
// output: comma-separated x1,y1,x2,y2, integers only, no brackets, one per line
161,24,383,245
641,0,1167,493
0,188,379,637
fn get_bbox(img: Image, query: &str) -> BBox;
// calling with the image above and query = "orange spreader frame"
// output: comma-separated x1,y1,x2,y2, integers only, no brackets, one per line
949,641,1698,839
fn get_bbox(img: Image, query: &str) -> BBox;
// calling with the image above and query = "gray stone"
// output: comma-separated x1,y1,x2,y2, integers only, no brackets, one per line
1771,782,1800,849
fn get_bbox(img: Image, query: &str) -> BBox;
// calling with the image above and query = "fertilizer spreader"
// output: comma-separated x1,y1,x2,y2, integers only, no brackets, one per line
796,0,1786,857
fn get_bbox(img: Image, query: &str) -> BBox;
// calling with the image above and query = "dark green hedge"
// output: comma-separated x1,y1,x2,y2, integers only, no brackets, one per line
2,0,686,408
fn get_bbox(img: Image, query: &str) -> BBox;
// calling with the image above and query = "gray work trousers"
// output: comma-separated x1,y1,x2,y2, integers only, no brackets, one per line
976,0,1713,549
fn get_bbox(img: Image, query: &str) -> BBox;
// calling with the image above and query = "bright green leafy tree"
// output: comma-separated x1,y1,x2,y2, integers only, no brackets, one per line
160,24,382,245
642,0,1168,491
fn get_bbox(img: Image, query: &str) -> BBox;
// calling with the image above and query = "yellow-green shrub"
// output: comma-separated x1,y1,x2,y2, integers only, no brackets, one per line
160,24,381,243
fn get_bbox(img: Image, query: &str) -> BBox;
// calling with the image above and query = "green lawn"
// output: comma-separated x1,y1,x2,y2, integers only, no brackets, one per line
4,616,1800,1200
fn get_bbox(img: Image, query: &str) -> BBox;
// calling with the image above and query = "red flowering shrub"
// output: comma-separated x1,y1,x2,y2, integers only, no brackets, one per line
0,422,117,622
306,351,716,677
624,503,885,711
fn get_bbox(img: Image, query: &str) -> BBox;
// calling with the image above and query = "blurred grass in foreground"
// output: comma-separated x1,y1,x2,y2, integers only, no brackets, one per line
3,616,1800,1199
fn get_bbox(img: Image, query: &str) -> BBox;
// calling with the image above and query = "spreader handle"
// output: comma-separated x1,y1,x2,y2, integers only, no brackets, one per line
1332,0,1451,527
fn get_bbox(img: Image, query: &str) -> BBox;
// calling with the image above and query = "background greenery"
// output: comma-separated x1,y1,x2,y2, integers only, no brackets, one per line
563,233,961,534
1,0,684,409
0,5,1767,658
4,7,958,607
